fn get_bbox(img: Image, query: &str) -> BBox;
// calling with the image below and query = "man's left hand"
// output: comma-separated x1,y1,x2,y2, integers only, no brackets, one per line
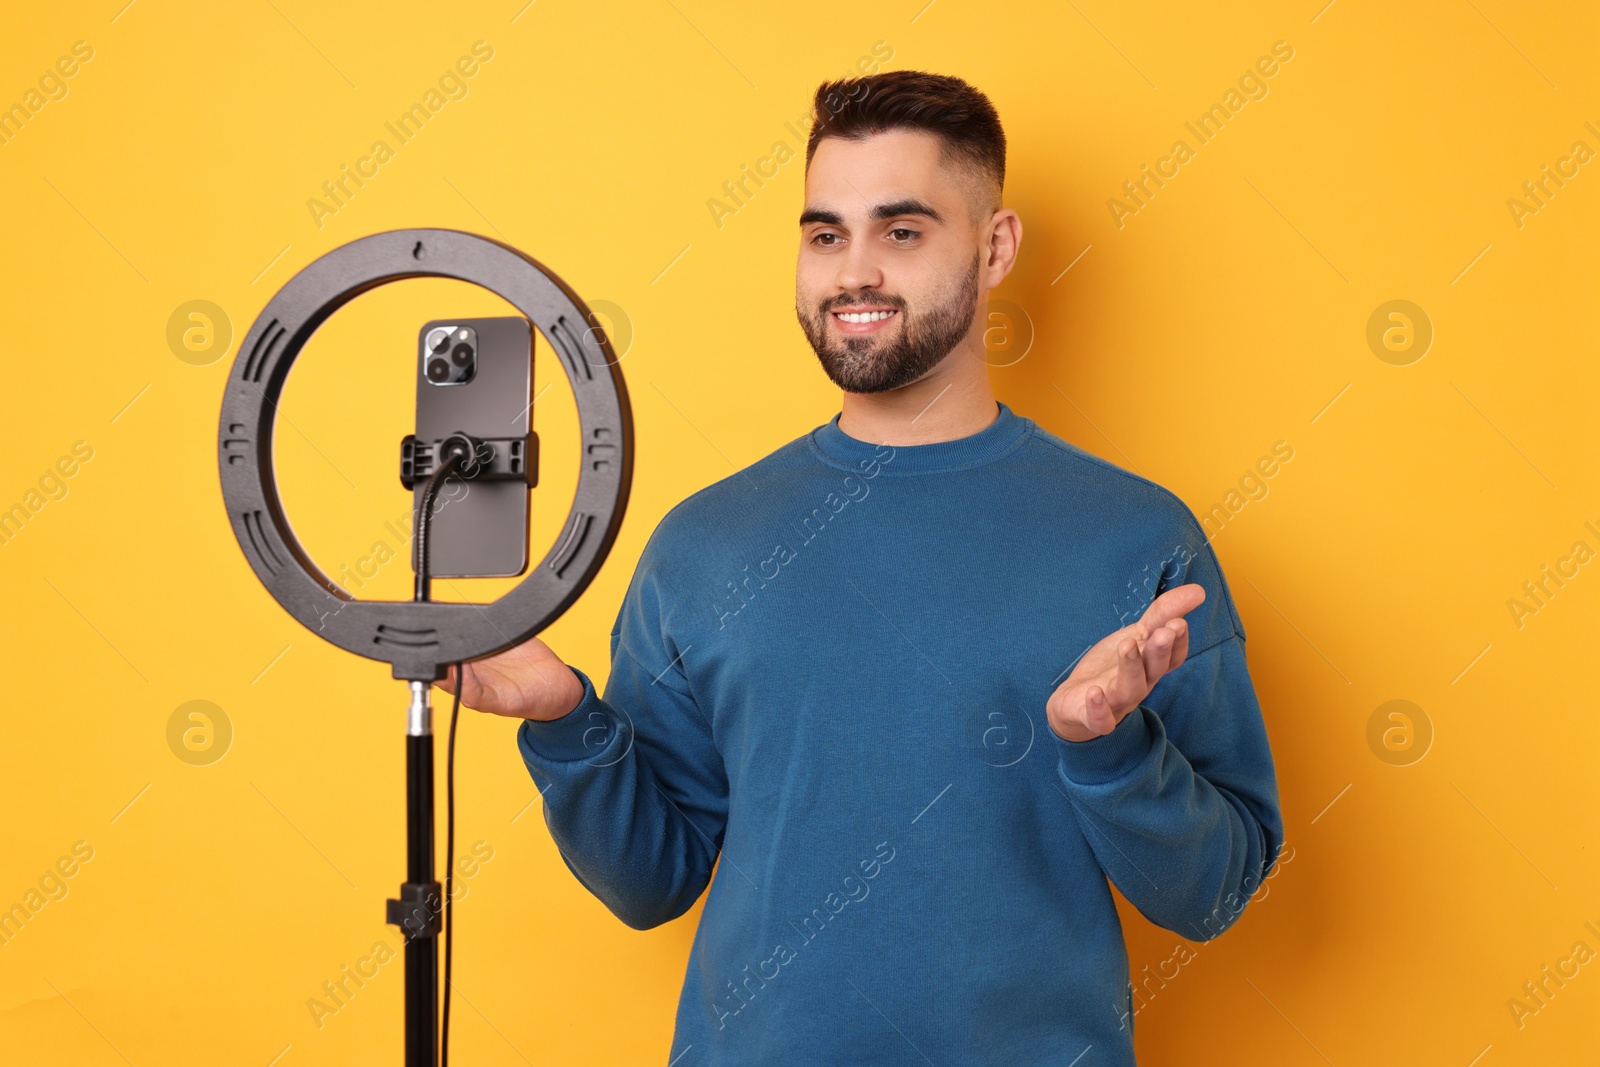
1047,584,1206,743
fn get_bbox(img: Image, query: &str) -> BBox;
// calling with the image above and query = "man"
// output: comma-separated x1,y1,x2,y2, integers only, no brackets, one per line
439,70,1283,1065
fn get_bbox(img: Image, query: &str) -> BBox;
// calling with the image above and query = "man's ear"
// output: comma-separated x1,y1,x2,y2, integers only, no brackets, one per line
983,208,1022,285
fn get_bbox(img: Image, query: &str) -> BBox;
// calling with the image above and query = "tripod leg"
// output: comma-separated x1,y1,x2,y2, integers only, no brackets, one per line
388,681,441,1067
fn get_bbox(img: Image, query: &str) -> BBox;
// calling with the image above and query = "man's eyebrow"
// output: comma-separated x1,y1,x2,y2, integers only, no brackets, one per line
798,199,945,227
871,198,943,223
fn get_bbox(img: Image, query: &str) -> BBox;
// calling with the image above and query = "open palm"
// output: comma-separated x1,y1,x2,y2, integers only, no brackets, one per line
1046,584,1206,743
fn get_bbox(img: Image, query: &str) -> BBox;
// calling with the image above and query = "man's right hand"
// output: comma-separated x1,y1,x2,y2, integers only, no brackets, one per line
433,636,585,722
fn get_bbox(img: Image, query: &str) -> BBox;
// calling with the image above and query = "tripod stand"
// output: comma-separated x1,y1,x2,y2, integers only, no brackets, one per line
217,228,634,1064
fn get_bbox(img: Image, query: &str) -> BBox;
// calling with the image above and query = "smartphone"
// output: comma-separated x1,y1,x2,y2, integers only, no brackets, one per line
411,315,533,578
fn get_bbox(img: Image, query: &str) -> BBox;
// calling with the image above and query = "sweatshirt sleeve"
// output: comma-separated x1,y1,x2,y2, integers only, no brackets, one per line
1054,523,1284,942
516,540,728,931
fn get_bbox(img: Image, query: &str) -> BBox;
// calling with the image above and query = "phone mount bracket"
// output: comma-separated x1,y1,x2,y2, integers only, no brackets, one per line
399,431,539,489
217,228,633,683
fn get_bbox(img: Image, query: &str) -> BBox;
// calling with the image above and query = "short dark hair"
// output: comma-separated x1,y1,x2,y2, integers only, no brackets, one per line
805,70,1006,220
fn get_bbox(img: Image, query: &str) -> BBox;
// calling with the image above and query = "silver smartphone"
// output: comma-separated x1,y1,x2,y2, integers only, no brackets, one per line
412,315,533,578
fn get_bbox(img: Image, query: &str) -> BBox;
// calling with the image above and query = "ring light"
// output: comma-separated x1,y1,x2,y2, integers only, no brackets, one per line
217,228,634,682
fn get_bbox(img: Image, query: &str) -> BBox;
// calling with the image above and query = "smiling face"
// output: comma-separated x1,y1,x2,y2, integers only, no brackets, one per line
796,128,994,395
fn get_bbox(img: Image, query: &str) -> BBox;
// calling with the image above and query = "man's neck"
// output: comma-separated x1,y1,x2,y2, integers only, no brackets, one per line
836,357,999,447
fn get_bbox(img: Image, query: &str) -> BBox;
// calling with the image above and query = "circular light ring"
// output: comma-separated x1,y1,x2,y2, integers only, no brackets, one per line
218,228,633,682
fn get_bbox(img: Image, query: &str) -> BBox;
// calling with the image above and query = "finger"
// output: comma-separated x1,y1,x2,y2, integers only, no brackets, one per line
464,663,495,709
1140,583,1206,632
436,663,481,708
433,664,457,695
1141,623,1175,682
1084,684,1117,735
1165,618,1191,672
1110,636,1146,709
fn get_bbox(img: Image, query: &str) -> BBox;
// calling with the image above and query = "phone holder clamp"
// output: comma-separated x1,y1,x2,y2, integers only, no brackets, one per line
399,430,539,489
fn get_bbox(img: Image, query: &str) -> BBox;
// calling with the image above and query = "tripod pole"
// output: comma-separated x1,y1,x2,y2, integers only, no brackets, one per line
388,680,441,1066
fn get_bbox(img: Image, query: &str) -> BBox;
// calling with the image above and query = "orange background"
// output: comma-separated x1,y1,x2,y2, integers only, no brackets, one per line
2,1,1597,1063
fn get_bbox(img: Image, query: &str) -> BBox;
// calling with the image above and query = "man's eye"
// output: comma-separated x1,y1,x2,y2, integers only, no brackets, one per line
889,228,919,242
813,233,839,246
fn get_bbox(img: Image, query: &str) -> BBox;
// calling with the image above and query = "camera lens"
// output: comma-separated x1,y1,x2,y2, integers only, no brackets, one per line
427,358,451,382
451,342,474,367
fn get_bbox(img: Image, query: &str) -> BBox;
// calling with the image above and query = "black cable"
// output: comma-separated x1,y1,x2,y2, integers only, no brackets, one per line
413,451,463,603
442,658,462,1067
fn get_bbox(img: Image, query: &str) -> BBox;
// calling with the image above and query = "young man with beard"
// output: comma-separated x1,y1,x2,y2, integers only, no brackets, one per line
439,70,1283,1065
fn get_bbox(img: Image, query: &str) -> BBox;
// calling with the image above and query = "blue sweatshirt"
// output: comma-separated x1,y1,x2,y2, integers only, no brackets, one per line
517,400,1284,1066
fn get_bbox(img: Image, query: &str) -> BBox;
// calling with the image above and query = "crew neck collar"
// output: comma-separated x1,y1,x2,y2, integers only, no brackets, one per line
808,400,1032,475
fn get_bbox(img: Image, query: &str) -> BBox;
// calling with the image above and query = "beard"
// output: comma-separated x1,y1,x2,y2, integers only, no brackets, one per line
796,250,981,395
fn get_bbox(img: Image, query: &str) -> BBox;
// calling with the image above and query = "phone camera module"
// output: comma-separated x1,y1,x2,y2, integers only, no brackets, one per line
422,324,477,386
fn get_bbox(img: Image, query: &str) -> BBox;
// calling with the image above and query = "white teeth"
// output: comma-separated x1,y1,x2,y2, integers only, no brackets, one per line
834,310,895,323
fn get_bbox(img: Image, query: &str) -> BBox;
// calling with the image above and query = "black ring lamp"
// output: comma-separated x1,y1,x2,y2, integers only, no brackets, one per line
216,228,633,1066
218,226,633,684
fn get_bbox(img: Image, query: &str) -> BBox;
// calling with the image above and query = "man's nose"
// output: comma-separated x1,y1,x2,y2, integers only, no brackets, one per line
834,240,885,293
